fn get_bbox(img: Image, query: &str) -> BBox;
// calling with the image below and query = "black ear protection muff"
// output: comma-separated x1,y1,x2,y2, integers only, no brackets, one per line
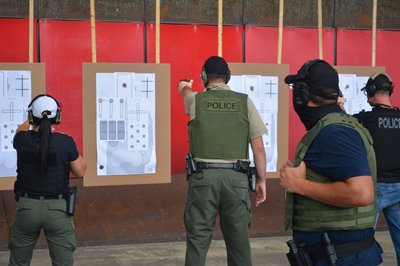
292,59,326,106
364,73,393,97
27,94,62,125
200,67,231,86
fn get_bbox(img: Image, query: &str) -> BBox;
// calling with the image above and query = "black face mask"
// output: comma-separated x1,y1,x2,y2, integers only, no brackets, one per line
294,104,342,130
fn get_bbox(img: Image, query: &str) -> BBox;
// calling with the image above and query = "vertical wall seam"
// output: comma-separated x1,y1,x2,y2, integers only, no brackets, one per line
36,0,41,62
143,0,147,63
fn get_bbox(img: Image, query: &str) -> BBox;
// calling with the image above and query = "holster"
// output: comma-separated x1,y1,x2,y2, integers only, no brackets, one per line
247,167,257,192
185,153,198,180
65,186,77,216
286,239,313,266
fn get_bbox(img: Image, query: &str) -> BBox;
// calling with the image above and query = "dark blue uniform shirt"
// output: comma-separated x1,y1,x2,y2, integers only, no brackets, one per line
293,124,382,266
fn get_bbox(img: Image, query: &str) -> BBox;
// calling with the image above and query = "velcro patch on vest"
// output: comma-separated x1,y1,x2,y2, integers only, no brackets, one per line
205,99,240,112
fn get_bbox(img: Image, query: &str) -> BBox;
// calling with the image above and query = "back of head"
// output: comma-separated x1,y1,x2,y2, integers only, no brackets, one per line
285,59,340,106
201,56,231,85
362,73,393,97
27,94,61,173
28,94,61,125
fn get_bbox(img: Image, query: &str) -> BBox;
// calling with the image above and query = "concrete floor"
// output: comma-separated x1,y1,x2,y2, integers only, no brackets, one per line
0,231,396,265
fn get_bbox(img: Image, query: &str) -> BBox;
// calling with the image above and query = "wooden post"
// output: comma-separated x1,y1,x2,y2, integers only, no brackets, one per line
318,0,323,59
155,0,160,64
218,0,223,57
277,0,284,64
29,0,34,63
90,0,97,63
372,0,377,66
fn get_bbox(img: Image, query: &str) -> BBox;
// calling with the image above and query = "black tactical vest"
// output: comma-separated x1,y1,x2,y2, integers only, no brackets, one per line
15,132,70,195
356,106,400,180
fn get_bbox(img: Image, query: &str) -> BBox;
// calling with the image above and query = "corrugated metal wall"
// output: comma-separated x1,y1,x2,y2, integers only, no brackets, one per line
1,0,399,29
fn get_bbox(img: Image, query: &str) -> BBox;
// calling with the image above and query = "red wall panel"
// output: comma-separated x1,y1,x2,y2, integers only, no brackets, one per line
96,22,144,63
40,20,92,153
245,26,278,63
147,24,243,173
376,30,400,106
0,18,37,62
40,20,144,155
337,29,373,66
246,26,335,161
337,29,400,108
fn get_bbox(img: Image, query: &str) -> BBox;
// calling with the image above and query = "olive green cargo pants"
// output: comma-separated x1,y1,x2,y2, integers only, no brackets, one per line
184,169,252,266
8,197,76,266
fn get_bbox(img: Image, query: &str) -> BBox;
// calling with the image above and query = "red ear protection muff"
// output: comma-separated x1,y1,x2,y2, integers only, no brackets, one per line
27,94,62,125
364,73,394,97
292,59,326,106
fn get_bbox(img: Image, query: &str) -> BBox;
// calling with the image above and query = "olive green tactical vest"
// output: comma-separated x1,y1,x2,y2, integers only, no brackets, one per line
189,89,249,160
285,113,377,232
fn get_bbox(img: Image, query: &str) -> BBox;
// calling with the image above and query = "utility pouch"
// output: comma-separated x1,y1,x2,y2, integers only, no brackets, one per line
247,167,256,192
185,153,198,180
286,239,314,266
65,186,77,216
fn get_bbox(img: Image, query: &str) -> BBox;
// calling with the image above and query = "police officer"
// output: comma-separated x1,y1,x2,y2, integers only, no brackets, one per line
354,72,400,265
178,56,267,266
9,94,87,266
280,59,383,265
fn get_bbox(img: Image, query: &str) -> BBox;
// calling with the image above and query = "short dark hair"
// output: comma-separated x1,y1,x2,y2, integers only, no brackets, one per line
207,73,229,82
309,88,339,106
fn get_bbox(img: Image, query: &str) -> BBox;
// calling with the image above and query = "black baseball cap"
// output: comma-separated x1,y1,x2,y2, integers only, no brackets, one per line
285,59,340,99
203,56,230,74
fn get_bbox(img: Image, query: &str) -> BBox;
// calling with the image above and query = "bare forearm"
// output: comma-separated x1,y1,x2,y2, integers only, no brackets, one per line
70,155,87,178
250,136,266,181
296,176,374,208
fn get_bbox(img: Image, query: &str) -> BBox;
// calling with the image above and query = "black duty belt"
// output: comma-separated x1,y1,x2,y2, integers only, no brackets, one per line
196,161,249,172
21,193,65,200
309,235,376,261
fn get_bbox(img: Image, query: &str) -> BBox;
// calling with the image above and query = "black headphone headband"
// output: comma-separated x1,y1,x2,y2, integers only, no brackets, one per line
364,73,394,97
28,94,61,109
201,68,231,86
292,59,330,106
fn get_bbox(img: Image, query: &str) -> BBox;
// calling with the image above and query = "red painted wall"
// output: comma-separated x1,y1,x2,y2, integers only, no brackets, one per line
39,20,144,155
146,24,243,172
246,26,335,160
1,19,399,171
337,28,400,107
0,18,37,62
